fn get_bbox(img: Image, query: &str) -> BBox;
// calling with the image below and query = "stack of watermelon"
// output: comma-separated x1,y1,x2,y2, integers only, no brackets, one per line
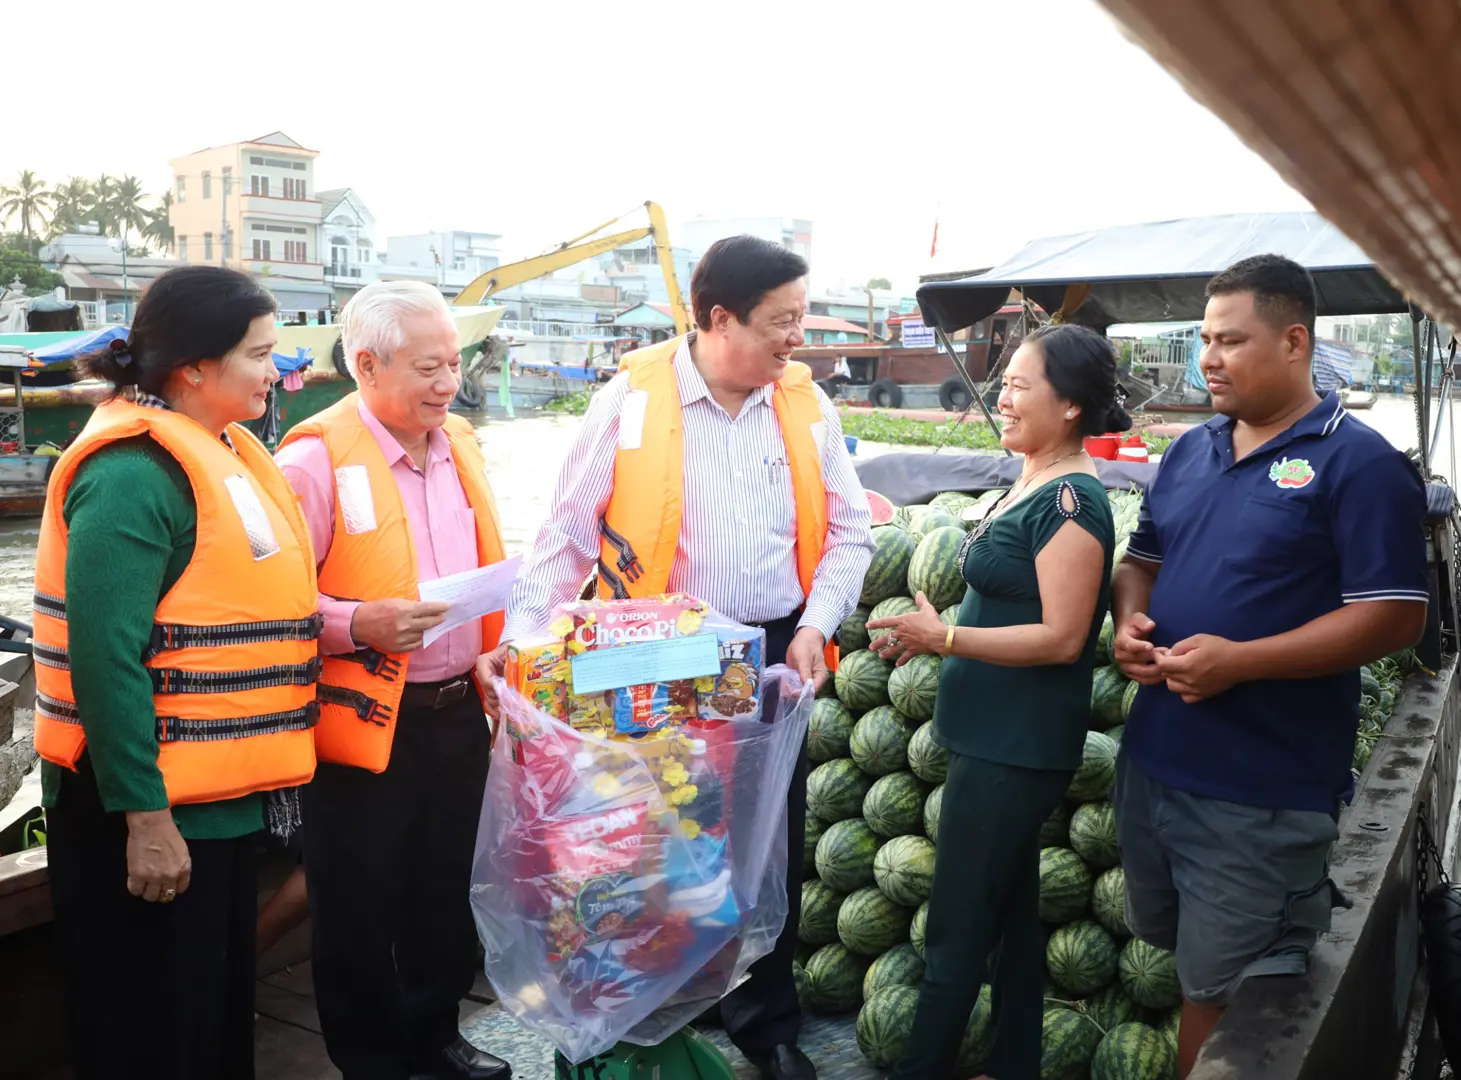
794,487,1183,1080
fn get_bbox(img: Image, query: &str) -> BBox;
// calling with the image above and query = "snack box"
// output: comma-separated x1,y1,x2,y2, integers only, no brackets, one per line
695,627,766,722
505,638,572,721
552,594,709,651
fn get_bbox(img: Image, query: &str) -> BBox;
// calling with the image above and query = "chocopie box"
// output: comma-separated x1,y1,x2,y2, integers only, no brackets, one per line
695,626,766,721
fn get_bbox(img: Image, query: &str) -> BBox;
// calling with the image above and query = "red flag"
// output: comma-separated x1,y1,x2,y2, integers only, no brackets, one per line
929,216,939,259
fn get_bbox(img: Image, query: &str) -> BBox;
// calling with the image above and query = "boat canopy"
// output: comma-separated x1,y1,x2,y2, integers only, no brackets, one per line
916,211,1407,333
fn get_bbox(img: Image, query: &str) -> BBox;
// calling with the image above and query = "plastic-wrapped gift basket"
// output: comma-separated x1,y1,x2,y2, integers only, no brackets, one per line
471,594,814,1069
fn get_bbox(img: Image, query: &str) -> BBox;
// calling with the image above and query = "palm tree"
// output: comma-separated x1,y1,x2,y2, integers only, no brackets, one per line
47,177,97,238
95,174,149,249
142,191,175,255
0,171,56,253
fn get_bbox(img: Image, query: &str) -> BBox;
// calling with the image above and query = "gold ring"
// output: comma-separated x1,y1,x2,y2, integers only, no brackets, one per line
161,888,177,903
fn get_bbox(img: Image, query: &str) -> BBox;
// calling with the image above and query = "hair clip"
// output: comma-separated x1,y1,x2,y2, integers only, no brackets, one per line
109,338,134,368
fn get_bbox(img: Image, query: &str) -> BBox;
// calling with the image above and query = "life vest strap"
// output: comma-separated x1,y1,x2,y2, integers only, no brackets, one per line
33,642,71,671
33,591,66,621
318,684,394,728
597,559,631,600
36,691,80,725
155,700,321,743
337,647,403,681
598,519,644,579
146,613,325,658
150,656,323,695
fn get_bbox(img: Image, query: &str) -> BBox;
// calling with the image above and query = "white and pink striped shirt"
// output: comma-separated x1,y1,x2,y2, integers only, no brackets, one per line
502,336,875,642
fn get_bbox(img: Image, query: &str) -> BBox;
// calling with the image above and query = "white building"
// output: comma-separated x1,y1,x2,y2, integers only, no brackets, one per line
680,216,813,274
317,188,379,303
384,231,503,294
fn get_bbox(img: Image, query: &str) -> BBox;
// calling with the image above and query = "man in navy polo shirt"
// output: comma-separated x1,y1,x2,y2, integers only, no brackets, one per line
1111,254,1429,1077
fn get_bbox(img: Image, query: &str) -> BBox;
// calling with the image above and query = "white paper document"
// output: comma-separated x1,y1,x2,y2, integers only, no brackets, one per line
417,556,524,647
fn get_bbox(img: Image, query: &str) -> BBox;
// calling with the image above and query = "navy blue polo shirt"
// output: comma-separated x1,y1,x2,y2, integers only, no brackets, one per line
1124,392,1429,813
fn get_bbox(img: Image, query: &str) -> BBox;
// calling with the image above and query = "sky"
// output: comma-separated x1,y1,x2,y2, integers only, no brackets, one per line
4,0,1312,297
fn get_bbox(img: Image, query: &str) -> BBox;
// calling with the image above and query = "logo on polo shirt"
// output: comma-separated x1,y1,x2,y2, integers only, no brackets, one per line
1268,457,1316,490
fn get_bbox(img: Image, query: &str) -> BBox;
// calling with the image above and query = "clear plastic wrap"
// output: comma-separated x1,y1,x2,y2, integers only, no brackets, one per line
472,666,813,1064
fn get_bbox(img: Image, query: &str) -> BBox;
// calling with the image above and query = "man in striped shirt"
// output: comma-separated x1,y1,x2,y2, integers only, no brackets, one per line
500,235,875,1080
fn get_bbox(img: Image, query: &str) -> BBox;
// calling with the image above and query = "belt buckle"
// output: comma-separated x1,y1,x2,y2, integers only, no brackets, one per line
434,678,469,709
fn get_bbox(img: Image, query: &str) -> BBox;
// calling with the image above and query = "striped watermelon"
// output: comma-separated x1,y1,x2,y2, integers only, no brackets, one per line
939,604,960,626
862,526,919,606
863,942,926,999
869,599,919,634
807,758,873,822
1090,666,1129,730
856,986,920,1068
795,942,814,968
793,960,812,1010
922,783,944,844
1096,612,1115,665
1067,730,1119,802
1092,867,1130,939
1122,678,1140,721
910,901,929,959
1041,801,1073,848
907,721,949,783
839,605,873,654
815,817,881,892
864,771,929,839
888,653,942,721
1084,982,1141,1032
808,698,856,763
873,834,937,907
1040,1005,1105,1080
804,814,829,875
851,705,916,776
1158,1007,1180,1051
799,879,846,946
906,526,968,610
955,984,995,1075
1047,920,1119,997
1069,800,1120,870
805,943,870,1014
1106,723,1125,746
1039,847,1095,924
908,506,961,540
838,886,914,956
835,649,894,712
930,490,979,516
1119,939,1181,1010
1092,1022,1178,1080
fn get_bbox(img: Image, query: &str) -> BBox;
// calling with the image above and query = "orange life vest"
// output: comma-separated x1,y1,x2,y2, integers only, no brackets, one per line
32,400,322,806
278,394,507,772
600,335,839,670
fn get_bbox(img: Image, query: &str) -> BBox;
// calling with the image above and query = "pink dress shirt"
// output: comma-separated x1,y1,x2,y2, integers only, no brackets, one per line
274,398,483,682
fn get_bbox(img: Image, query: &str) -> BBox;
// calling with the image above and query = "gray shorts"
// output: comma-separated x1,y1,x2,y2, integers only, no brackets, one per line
1112,747,1347,1007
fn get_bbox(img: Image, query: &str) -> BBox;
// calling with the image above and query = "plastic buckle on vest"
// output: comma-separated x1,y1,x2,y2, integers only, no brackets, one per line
345,647,402,681
302,699,321,728
318,684,393,728
303,655,324,684
305,613,326,640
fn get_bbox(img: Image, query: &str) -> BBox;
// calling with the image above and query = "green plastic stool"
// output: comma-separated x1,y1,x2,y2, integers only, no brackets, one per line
554,1027,739,1080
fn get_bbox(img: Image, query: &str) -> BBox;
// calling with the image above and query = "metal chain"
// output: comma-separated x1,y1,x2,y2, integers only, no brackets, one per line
1417,803,1448,906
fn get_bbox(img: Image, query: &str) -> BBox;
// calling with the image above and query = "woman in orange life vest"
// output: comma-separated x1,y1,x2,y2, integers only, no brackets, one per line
34,266,321,1080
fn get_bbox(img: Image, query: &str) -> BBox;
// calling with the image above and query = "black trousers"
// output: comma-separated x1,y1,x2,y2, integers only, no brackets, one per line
720,614,808,1058
304,682,492,1080
891,752,1074,1080
47,757,258,1080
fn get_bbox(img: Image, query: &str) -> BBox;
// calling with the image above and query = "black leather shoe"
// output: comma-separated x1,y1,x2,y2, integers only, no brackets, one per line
435,1036,512,1080
751,1044,817,1080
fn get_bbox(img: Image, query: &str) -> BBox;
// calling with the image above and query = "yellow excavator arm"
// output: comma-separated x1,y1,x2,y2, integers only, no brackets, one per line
451,201,690,336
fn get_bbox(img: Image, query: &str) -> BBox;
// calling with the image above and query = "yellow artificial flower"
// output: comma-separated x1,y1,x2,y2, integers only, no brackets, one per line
548,616,575,638
661,762,689,788
694,675,716,692
592,772,623,798
680,819,702,840
667,784,699,806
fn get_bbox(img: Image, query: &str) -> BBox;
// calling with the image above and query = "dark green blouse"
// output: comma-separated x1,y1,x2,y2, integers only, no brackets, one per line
932,474,1115,772
40,438,265,840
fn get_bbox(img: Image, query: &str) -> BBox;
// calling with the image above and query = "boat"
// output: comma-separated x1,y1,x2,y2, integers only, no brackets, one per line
0,306,508,459
1340,386,1378,410
0,346,54,518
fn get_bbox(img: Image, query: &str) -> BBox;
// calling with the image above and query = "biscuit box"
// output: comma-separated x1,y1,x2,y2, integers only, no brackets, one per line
695,627,766,722
505,638,571,721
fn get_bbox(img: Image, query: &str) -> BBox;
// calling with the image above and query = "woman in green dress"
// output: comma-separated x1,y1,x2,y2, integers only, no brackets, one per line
867,324,1126,1079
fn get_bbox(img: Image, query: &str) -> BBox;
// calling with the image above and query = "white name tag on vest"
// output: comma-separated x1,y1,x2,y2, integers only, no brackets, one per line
619,389,648,451
335,464,378,535
223,475,281,561
810,420,829,461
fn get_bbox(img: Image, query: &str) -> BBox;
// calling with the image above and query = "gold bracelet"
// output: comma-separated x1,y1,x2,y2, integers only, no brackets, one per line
944,625,956,656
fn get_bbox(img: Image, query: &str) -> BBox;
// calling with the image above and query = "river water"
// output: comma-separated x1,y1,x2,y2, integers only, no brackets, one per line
0,393,1452,626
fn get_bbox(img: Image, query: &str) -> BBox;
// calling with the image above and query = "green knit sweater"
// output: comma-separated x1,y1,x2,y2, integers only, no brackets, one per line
40,437,264,840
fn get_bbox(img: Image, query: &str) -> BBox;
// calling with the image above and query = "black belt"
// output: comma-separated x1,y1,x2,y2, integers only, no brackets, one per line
400,675,474,710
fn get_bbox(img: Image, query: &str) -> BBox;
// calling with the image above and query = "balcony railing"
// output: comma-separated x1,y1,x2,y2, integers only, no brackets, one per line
326,265,362,278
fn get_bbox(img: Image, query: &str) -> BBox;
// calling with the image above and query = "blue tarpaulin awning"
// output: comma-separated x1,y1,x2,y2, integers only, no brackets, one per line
27,326,129,366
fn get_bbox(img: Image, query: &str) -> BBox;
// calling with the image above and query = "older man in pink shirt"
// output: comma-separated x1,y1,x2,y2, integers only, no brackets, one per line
275,281,511,1080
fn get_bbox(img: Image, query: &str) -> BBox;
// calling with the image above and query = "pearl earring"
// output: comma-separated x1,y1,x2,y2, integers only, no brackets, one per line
1065,410,1075,419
